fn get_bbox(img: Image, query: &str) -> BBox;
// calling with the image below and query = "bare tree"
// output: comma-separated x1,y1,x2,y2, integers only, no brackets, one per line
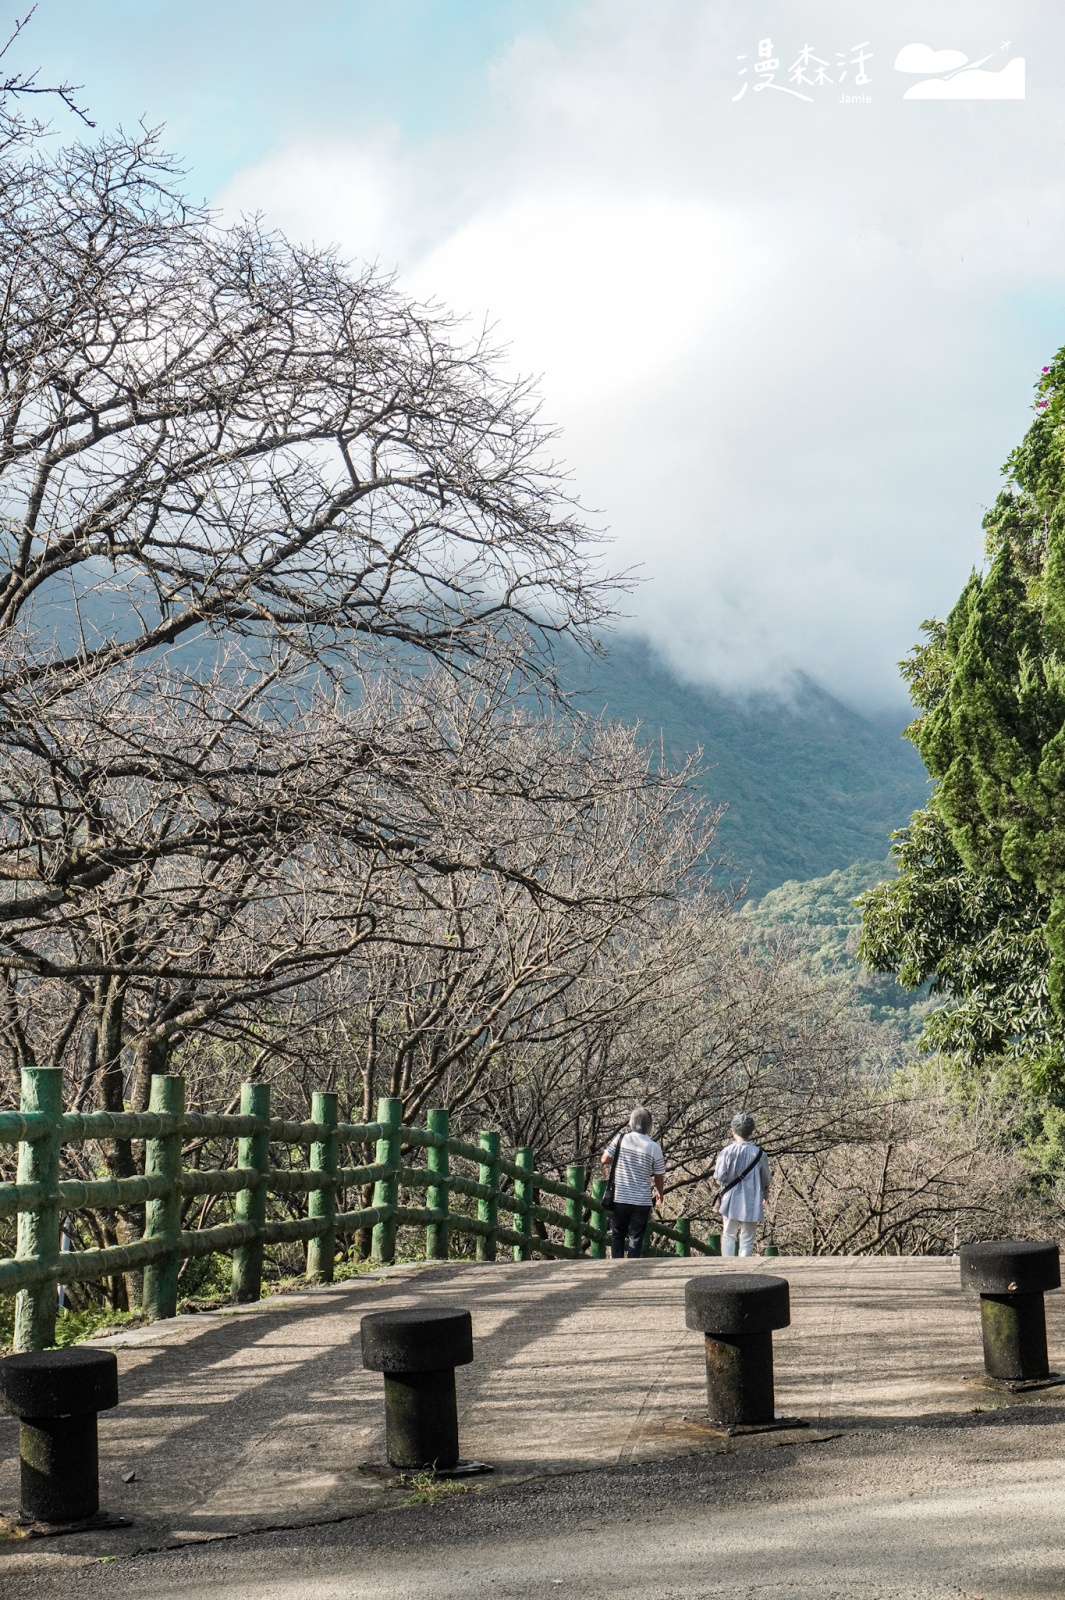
295,714,714,1121
0,128,609,703
0,8,94,140
765,1062,1057,1254
459,911,874,1170
0,121,619,1104
0,121,617,1024
0,657,715,1287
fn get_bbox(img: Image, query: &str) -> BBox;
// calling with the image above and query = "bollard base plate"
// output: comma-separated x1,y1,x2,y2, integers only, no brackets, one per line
685,1413,810,1439
963,1371,1065,1395
1,1509,131,1540
359,1458,493,1482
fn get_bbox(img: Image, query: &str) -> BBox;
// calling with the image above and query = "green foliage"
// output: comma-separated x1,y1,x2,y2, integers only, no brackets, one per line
0,1299,147,1353
858,807,1057,1082
177,1249,233,1305
856,353,1065,1178
746,858,932,1039
749,858,893,956
53,1306,146,1346
898,352,1065,1016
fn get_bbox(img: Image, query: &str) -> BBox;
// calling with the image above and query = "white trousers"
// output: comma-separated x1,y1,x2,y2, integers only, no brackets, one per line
721,1218,757,1256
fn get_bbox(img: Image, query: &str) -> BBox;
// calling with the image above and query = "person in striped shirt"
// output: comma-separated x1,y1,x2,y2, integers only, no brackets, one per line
601,1107,666,1259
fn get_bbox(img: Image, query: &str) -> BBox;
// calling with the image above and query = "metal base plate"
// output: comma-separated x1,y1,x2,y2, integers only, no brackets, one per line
963,1371,1065,1394
0,1509,131,1540
358,1459,493,1482
683,1413,810,1438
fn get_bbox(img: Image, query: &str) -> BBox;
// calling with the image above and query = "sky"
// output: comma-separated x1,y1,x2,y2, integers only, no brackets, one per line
14,0,1065,710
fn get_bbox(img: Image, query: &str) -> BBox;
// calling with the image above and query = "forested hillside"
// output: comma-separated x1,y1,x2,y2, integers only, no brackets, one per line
563,637,931,896
743,859,932,1040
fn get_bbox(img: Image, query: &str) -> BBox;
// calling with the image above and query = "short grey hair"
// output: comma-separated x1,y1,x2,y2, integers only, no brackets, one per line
630,1106,653,1134
731,1111,755,1138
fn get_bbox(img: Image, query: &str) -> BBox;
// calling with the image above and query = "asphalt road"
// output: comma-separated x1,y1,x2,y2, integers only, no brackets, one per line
8,1408,1065,1600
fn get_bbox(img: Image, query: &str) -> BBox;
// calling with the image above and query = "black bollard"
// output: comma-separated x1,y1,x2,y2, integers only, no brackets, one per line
360,1307,473,1470
959,1239,1060,1384
1,1347,119,1526
685,1274,790,1427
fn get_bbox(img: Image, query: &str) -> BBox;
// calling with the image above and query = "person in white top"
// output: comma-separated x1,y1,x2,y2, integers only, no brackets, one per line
713,1111,770,1257
601,1107,666,1259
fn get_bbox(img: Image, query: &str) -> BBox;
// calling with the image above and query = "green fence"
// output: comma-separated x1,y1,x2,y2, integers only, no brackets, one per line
0,1067,721,1350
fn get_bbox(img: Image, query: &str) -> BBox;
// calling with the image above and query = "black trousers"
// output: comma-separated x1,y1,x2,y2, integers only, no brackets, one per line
610,1202,651,1259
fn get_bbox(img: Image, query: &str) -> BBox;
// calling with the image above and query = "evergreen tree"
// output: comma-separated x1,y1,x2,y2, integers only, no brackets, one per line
860,352,1065,1097
858,807,1053,1078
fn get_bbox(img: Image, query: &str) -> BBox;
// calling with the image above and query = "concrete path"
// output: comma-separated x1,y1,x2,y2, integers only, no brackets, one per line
11,1422,1062,1600
4,1256,1065,1594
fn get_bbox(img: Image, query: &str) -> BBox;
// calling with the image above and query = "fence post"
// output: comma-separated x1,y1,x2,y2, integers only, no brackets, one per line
707,1229,722,1256
513,1147,534,1262
425,1108,450,1261
675,1217,691,1258
14,1066,63,1352
589,1177,607,1259
307,1090,338,1283
476,1131,500,1262
232,1081,270,1303
142,1074,185,1320
564,1164,585,1256
371,1096,402,1265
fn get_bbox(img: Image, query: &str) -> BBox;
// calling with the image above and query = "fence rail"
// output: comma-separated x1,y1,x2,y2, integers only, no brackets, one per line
0,1067,722,1351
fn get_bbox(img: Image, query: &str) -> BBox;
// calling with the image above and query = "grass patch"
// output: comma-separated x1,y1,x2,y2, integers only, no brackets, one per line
399,1469,472,1507
53,1306,147,1345
0,1299,148,1354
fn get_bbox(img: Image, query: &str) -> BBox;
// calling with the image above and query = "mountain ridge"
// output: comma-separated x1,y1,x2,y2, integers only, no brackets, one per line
561,636,930,897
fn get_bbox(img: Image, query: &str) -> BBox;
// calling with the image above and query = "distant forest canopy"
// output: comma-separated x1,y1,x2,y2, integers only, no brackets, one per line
743,858,932,1042
562,636,930,898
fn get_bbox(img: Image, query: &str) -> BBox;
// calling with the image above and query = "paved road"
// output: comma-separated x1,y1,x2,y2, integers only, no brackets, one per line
10,1410,1065,1599
4,1256,1065,1595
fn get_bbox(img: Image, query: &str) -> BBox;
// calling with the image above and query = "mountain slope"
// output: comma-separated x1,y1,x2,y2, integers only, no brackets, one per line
562,637,929,896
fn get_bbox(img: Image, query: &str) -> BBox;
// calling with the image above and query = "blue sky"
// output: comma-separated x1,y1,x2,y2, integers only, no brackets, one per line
15,0,1065,709
19,2,570,194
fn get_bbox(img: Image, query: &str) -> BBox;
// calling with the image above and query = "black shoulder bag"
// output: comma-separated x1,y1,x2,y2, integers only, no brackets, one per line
601,1129,629,1212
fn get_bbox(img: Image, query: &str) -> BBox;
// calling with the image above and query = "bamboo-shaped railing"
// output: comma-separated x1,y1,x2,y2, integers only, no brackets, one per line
0,1068,721,1350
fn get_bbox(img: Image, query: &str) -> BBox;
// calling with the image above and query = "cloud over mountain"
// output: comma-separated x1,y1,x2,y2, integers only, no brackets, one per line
217,0,1065,711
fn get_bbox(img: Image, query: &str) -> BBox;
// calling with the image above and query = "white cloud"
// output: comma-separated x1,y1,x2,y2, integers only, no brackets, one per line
214,0,1065,711
894,44,971,74
217,138,405,265
918,185,1065,285
406,198,740,406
